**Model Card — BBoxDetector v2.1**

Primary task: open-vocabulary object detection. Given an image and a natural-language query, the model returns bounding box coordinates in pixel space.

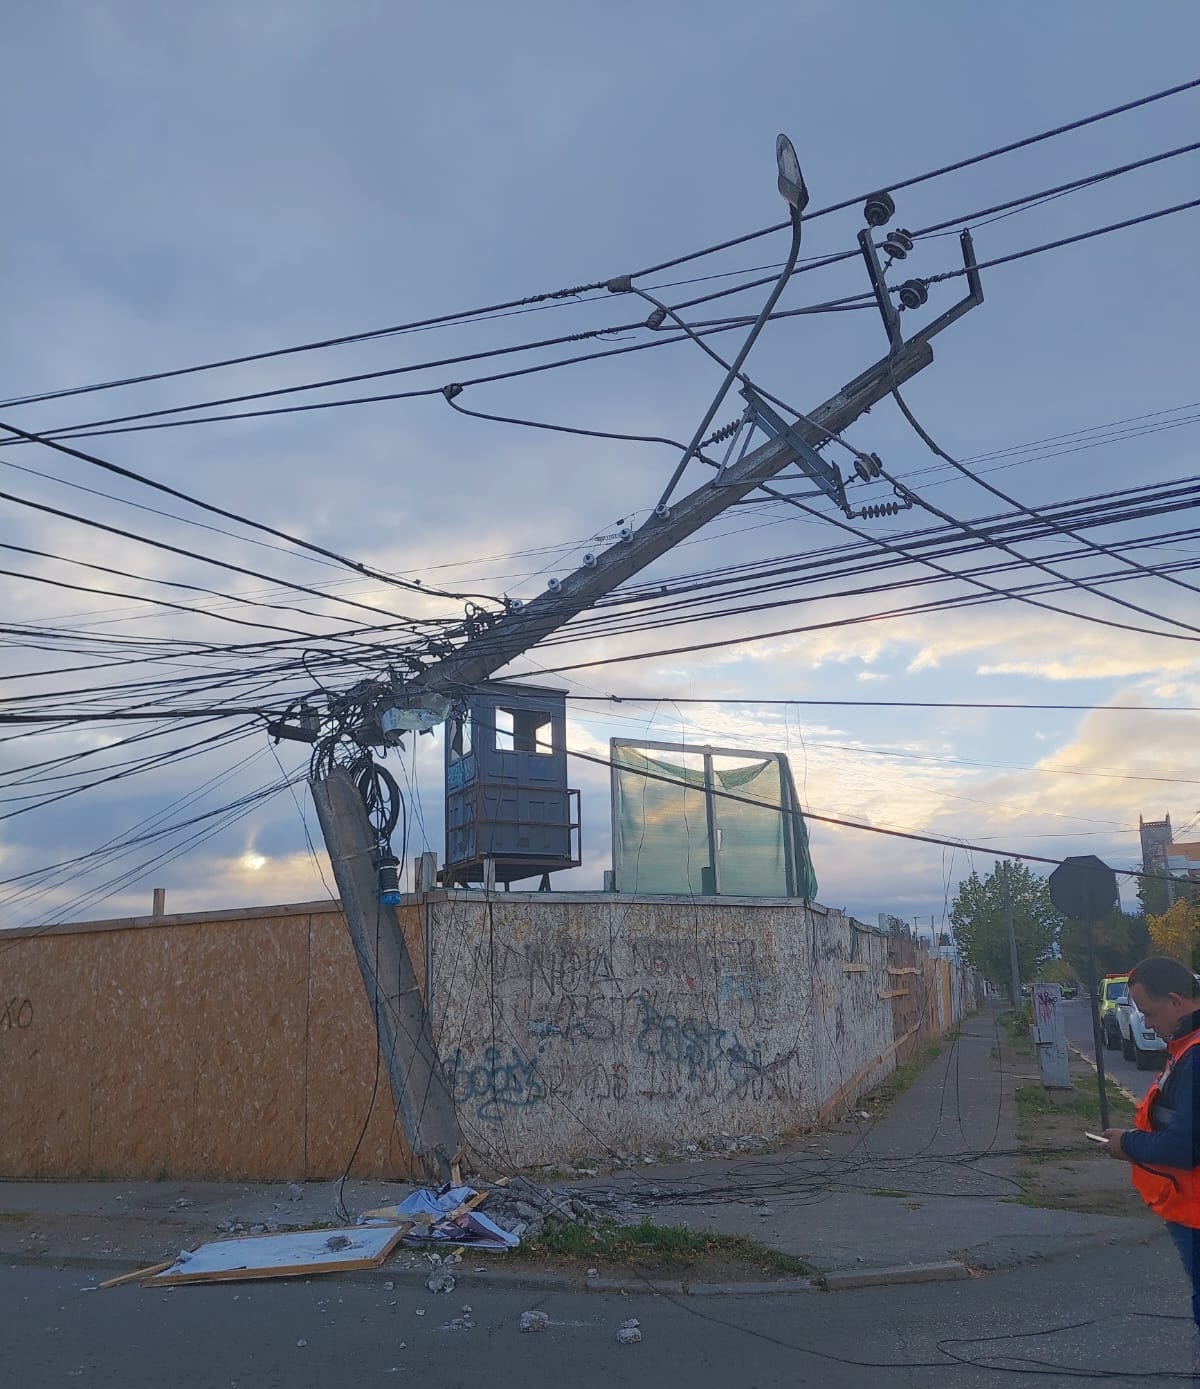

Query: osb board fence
[0,902,423,1182]
[426,894,976,1167]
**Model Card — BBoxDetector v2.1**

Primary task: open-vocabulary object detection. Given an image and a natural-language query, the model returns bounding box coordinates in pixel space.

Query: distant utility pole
[1003,861,1023,1008]
[297,135,984,1175]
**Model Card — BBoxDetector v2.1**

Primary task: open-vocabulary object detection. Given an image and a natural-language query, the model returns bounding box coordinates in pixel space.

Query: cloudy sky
[1,1,1198,936]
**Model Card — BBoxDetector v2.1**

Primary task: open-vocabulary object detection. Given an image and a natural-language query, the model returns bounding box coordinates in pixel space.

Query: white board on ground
[147,1224,408,1285]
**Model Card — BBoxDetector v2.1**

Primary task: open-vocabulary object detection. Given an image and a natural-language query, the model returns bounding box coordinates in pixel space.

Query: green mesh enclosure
[611,741,817,899]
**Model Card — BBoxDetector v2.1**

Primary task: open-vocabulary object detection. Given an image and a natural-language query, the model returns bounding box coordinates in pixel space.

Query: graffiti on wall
[444,928,805,1123]
[1,998,33,1030]
[444,1045,546,1121]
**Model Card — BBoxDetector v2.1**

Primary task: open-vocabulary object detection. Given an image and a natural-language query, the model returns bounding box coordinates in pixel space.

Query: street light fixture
[776,133,809,214]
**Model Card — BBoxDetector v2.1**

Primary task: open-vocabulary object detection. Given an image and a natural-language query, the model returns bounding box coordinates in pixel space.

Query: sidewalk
[0,1004,1162,1288]
[555,1002,1158,1278]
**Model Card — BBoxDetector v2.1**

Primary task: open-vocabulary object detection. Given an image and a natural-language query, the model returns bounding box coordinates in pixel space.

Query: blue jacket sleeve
[1121,1046,1200,1171]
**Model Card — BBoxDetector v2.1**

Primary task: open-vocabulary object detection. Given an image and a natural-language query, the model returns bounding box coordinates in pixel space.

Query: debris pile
[364,1176,607,1250]
[470,1177,606,1243]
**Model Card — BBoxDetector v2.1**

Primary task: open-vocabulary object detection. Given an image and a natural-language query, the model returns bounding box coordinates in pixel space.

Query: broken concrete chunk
[425,1269,456,1294]
[519,1310,550,1333]
[616,1326,642,1345]
[325,1235,353,1252]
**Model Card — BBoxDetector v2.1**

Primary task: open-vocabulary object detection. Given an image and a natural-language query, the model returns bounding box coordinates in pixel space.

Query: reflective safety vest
[1130,1024,1200,1228]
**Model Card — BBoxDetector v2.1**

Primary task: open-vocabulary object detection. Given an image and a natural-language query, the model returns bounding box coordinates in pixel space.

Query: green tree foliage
[1148,899,1200,969]
[1138,871,1199,919]
[1039,959,1077,986]
[950,861,1060,998]
[1059,911,1148,986]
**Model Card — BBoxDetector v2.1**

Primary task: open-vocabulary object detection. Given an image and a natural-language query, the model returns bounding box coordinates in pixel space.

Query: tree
[950,861,1060,998]
[1039,958,1077,986]
[1059,911,1146,986]
[1148,898,1200,968]
[1138,870,1199,919]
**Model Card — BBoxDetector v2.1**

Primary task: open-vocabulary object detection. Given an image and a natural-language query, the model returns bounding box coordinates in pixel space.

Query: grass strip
[516,1217,811,1275]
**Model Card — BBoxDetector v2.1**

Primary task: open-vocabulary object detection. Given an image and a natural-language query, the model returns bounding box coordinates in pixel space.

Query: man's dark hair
[1128,956,1200,1000]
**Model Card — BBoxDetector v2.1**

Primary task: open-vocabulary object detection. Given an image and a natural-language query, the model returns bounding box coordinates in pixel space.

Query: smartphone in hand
[1085,1132,1107,1143]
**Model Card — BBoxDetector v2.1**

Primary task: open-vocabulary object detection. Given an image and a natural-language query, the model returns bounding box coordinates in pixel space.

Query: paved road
[1061,998,1159,1101]
[3,1245,1195,1388]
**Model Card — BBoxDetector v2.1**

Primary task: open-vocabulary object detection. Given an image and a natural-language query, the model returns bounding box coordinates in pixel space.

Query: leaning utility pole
[310,768,462,1181]
[300,135,983,1173]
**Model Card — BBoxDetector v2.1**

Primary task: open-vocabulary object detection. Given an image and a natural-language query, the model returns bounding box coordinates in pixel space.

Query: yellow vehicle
[1099,973,1130,1050]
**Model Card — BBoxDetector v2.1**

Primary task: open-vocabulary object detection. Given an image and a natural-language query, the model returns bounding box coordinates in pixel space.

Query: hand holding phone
[1085,1132,1107,1143]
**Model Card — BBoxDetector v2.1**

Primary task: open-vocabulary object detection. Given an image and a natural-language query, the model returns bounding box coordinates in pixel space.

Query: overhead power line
[26,186,1198,449]
[628,76,1200,275]
[564,695,1200,714]
[926,196,1200,283]
[6,76,1195,418]
[564,744,1169,881]
[0,419,497,607]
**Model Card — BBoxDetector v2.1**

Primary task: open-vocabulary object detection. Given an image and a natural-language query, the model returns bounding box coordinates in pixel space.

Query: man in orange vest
[1100,955,1200,1331]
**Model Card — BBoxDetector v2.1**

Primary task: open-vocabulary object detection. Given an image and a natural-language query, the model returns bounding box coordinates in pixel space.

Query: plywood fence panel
[301,909,417,1180]
[0,904,419,1182]
[1,933,97,1177]
[87,925,202,1178]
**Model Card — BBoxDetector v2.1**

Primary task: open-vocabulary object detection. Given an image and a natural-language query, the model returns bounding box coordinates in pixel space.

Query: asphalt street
[4,1242,1196,1389]
[1061,997,1159,1102]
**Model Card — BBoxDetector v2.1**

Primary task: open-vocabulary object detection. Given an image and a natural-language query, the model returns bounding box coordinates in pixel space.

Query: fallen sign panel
[146,1223,410,1286]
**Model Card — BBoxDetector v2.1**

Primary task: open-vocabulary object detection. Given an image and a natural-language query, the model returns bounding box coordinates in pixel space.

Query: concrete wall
[1,892,975,1180]
[427,891,975,1166]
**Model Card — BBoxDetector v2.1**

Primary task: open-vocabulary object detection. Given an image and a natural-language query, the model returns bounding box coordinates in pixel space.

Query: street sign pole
[1049,855,1119,1134]
[1083,917,1111,1130]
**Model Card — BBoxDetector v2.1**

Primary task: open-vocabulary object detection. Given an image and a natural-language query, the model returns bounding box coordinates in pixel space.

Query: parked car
[1099,974,1130,1050]
[1115,989,1167,1070]
[1060,981,1079,999]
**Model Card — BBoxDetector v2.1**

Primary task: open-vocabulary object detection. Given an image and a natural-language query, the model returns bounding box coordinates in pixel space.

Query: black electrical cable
[563,742,1180,883]
[4,75,1197,424]
[634,73,1200,276]
[0,418,500,606]
[567,694,1200,713]
[888,378,1200,614]
[926,195,1200,282]
[910,138,1200,241]
[17,177,1200,445]
[7,289,870,447]
[0,481,438,624]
